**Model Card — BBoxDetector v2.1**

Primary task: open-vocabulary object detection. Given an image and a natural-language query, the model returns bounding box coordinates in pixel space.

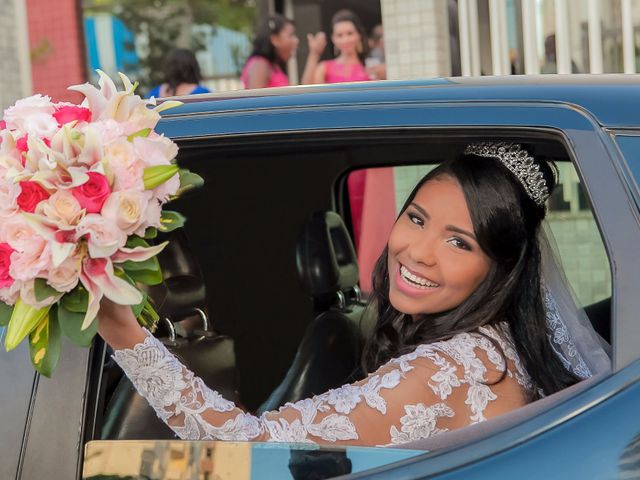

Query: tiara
[464,142,550,206]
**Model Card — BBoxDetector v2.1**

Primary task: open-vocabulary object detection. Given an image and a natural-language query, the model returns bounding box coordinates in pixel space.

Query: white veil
[540,223,611,378]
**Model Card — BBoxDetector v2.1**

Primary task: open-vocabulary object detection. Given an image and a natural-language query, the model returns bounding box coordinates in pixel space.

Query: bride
[97,142,610,446]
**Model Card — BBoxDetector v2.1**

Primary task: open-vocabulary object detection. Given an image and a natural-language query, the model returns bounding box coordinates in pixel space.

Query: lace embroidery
[543,289,592,379]
[112,325,530,444]
[389,403,454,444]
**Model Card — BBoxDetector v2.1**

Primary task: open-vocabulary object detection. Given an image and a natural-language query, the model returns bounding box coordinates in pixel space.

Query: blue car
[3,75,640,479]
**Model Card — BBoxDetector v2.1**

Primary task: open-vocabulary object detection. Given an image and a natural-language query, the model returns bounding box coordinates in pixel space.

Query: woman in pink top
[302,10,371,85]
[241,14,327,89]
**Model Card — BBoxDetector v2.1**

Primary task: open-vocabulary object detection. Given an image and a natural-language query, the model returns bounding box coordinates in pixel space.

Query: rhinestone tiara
[464,142,550,206]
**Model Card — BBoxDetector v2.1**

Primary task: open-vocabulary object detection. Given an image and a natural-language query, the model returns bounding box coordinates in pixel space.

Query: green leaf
[131,290,148,318]
[175,169,204,196]
[125,235,150,249]
[0,302,13,327]
[29,309,61,378]
[123,266,163,286]
[57,302,97,348]
[5,299,50,351]
[143,227,158,239]
[34,278,61,302]
[158,210,185,233]
[61,287,88,313]
[143,164,179,190]
[127,128,151,142]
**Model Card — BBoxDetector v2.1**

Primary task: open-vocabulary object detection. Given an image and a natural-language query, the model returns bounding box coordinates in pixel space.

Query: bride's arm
[98,300,473,445]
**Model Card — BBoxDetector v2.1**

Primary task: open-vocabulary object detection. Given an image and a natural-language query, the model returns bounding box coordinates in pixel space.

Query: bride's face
[387,175,491,316]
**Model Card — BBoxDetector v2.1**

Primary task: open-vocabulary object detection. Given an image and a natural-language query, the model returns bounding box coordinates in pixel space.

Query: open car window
[86,130,613,480]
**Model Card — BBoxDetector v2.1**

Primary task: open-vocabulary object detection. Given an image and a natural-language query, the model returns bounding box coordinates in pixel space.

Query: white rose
[101,189,151,234]
[1,214,36,251]
[40,190,84,227]
[3,94,58,139]
[47,255,80,293]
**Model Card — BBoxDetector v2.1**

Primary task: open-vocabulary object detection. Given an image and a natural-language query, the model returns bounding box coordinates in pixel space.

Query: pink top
[323,59,370,83]
[241,56,290,88]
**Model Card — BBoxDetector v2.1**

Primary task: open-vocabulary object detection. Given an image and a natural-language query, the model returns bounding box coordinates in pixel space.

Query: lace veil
[541,223,611,378]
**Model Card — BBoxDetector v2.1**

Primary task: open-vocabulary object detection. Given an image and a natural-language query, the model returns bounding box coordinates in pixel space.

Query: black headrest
[296,211,359,300]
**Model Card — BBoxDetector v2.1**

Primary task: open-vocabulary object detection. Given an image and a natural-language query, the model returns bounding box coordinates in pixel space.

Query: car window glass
[347,161,611,307]
[615,135,640,194]
[82,440,423,479]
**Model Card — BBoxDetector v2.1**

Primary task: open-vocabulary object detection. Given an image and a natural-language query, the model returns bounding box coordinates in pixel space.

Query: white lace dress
[112,324,534,446]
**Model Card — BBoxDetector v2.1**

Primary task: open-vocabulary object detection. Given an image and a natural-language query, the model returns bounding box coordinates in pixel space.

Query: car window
[615,135,640,196]
[82,440,423,479]
[347,160,611,307]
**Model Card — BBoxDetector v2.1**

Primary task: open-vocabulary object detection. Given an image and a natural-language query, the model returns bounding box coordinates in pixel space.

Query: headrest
[296,211,359,300]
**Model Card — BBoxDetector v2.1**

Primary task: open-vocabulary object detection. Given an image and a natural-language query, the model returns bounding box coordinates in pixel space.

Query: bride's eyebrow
[410,202,477,241]
[409,202,429,218]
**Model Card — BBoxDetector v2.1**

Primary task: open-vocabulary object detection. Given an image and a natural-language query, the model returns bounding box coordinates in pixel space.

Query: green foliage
[158,210,186,233]
[58,303,98,348]
[29,310,61,378]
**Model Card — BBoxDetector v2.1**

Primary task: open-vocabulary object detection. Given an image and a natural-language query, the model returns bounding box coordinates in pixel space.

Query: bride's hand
[97,297,148,350]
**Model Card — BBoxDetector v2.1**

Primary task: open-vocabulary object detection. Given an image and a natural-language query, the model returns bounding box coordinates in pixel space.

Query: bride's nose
[408,234,438,267]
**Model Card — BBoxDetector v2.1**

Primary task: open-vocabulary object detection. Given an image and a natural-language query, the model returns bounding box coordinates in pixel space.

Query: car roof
[160,74,640,129]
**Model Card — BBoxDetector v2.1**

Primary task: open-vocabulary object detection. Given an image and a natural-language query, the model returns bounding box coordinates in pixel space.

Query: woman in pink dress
[302,10,371,85]
[241,14,327,89]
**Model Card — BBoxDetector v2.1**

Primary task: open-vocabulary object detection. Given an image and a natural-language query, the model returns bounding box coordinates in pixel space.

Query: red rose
[17,181,51,213]
[53,105,91,126]
[72,172,111,213]
[0,243,14,289]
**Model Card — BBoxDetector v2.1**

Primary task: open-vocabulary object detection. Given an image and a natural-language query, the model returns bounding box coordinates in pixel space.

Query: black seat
[100,230,239,440]
[257,211,374,414]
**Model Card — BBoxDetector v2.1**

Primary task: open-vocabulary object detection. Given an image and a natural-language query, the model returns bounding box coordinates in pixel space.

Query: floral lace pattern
[112,325,531,446]
[543,289,592,379]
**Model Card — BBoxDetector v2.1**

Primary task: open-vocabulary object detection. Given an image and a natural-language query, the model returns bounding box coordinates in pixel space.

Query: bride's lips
[393,262,441,297]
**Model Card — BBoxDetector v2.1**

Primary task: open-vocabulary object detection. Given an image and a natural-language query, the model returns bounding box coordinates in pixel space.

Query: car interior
[89,129,613,450]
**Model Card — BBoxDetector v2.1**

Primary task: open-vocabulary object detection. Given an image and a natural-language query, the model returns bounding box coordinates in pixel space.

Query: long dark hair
[330,9,368,63]
[361,152,579,398]
[162,48,202,96]
[249,13,292,72]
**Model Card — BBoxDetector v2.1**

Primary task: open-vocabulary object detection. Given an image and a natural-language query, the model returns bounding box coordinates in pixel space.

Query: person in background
[147,48,211,98]
[302,9,371,85]
[241,14,327,89]
[365,24,386,80]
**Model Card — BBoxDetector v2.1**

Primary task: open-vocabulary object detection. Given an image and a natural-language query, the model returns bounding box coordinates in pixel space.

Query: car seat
[100,230,239,440]
[257,211,375,414]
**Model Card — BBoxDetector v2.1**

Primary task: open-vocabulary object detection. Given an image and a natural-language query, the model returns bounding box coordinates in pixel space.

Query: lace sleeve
[113,329,528,445]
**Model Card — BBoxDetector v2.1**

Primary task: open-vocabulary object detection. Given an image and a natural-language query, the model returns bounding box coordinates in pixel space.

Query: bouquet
[0,71,202,376]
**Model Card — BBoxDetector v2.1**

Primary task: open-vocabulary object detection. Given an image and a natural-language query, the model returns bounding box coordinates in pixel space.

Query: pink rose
[53,105,91,126]
[17,181,51,213]
[71,172,111,213]
[16,135,28,153]
[0,243,15,288]
[9,236,50,282]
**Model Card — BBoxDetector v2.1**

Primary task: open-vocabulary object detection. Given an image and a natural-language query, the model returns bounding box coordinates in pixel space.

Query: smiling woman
[95,141,609,447]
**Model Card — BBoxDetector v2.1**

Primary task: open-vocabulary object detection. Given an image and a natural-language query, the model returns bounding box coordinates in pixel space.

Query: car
[2,75,640,479]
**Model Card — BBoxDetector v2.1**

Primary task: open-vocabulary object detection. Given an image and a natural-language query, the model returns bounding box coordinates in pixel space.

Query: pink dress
[241,56,290,88]
[323,59,370,83]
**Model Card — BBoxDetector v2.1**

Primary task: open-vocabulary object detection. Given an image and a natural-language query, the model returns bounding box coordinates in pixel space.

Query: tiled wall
[381,0,452,80]
[26,0,86,103]
[0,0,30,111]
